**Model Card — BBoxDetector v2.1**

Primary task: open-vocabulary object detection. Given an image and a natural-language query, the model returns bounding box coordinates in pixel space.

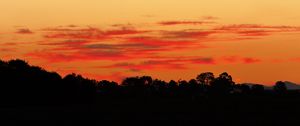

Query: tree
[273,81,287,93]
[8,59,30,69]
[0,60,6,66]
[121,76,151,96]
[98,80,118,89]
[152,79,167,92]
[196,72,215,85]
[168,80,178,89]
[121,76,153,88]
[97,80,118,95]
[63,73,97,98]
[140,76,153,86]
[178,80,189,89]
[122,76,144,87]
[210,72,235,94]
[189,79,198,86]
[168,80,178,96]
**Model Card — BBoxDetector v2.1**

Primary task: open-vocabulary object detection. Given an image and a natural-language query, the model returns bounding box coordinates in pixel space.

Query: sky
[1,0,300,85]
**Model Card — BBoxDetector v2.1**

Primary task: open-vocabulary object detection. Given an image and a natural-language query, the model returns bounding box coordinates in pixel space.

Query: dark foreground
[1,95,300,126]
[1,59,300,125]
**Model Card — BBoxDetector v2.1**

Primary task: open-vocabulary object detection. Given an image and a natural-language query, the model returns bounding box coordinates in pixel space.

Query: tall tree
[196,72,215,85]
[210,72,235,94]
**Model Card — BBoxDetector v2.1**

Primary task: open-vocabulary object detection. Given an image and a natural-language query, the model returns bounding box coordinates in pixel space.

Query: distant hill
[242,82,300,90]
[284,81,300,90]
[241,83,272,90]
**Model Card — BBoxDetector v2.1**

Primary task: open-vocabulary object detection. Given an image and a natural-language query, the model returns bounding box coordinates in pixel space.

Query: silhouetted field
[0,59,300,125]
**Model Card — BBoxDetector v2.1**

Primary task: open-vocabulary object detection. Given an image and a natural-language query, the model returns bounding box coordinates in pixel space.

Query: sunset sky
[1,0,300,85]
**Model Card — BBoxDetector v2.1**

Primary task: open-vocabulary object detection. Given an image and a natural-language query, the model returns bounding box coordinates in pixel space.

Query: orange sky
[1,0,300,85]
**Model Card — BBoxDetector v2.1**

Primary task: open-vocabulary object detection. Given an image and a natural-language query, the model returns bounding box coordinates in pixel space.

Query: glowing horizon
[1,0,300,85]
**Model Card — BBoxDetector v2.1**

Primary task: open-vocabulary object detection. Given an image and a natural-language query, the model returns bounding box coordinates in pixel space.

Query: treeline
[0,59,297,104]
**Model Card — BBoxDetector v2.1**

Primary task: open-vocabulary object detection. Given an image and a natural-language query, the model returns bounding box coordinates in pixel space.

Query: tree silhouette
[168,80,178,96]
[122,76,145,87]
[1,58,300,125]
[210,72,235,94]
[63,73,97,100]
[196,72,215,85]
[178,80,189,89]
[1,58,299,109]
[121,76,152,97]
[8,59,30,69]
[189,79,198,86]
[151,79,167,96]
[273,81,287,93]
[168,80,178,89]
[152,79,167,90]
[98,80,117,89]
[140,76,153,86]
[97,80,119,96]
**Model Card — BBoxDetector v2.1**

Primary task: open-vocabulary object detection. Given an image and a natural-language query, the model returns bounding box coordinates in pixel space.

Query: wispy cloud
[291,57,300,62]
[201,16,219,20]
[24,22,300,66]
[158,21,214,26]
[243,57,261,64]
[161,30,216,39]
[222,56,261,64]
[89,53,271,72]
[15,28,33,34]
[43,26,148,40]
[97,56,215,72]
[26,50,131,62]
[214,24,300,37]
[0,48,15,52]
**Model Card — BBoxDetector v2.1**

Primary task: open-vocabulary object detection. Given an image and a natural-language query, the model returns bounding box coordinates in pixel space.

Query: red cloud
[1,42,18,46]
[243,58,261,64]
[39,39,90,50]
[189,57,215,64]
[215,24,300,30]
[222,56,261,64]
[15,28,33,34]
[26,50,132,62]
[43,26,148,40]
[0,48,15,52]
[104,28,149,36]
[202,16,219,20]
[161,30,216,39]
[30,33,209,63]
[43,27,107,40]
[125,36,197,49]
[158,21,214,26]
[237,30,270,36]
[97,57,215,72]
[97,59,186,72]
[214,24,300,37]
[291,58,300,62]
[40,26,168,60]
[31,23,299,65]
